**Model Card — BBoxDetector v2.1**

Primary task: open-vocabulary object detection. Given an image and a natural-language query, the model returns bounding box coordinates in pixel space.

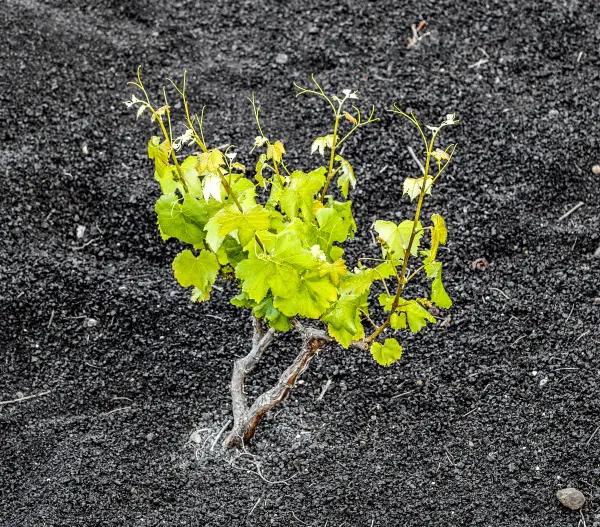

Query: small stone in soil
[556,487,585,510]
[592,164,600,175]
[275,53,289,65]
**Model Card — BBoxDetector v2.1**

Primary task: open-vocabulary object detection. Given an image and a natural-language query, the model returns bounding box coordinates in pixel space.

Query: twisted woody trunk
[223,318,330,448]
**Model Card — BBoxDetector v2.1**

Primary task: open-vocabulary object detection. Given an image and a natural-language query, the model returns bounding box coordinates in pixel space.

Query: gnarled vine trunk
[223,318,330,448]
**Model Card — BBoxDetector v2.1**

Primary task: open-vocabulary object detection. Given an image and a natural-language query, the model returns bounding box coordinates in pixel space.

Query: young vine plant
[125,69,458,446]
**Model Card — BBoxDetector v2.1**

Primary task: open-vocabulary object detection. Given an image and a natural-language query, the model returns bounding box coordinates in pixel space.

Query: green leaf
[429,213,447,261]
[311,134,334,156]
[374,219,423,259]
[279,167,326,221]
[266,140,285,163]
[155,193,215,245]
[252,296,291,332]
[340,262,395,296]
[197,149,225,175]
[274,272,338,319]
[180,155,203,196]
[255,153,267,188]
[267,174,284,208]
[398,300,436,333]
[172,249,219,301]
[378,293,395,312]
[321,293,365,348]
[431,273,452,309]
[403,176,433,201]
[335,155,356,198]
[234,233,316,303]
[370,338,403,367]
[203,173,223,202]
[148,137,180,194]
[205,205,271,252]
[389,312,407,330]
[316,200,357,253]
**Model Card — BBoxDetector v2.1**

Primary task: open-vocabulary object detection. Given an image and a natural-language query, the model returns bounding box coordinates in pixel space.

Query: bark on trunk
[223,319,329,448]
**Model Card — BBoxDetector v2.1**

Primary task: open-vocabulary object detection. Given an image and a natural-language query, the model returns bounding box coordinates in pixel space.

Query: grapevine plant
[125,70,458,447]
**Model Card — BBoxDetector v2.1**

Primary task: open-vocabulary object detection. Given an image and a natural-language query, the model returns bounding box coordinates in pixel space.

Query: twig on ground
[557,201,584,222]
[462,407,478,418]
[564,304,575,324]
[489,287,510,300]
[203,313,226,322]
[468,58,489,69]
[575,330,590,342]
[391,389,416,400]
[317,378,332,401]
[72,237,102,251]
[98,406,132,417]
[0,390,52,406]
[247,496,261,516]
[586,426,599,447]
[47,310,55,329]
[406,21,430,49]
[510,335,527,348]
[290,511,308,525]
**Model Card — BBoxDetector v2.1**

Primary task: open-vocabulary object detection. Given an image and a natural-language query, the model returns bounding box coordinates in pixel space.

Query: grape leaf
[266,141,285,163]
[340,262,395,296]
[203,173,223,202]
[431,273,452,309]
[274,271,337,319]
[398,299,436,333]
[316,200,356,253]
[311,134,334,156]
[279,167,326,221]
[252,296,291,332]
[255,153,267,188]
[172,249,219,301]
[197,149,225,175]
[180,155,204,196]
[429,213,447,261]
[403,176,433,201]
[374,219,423,259]
[205,205,271,252]
[370,338,403,367]
[321,292,365,348]
[234,233,316,303]
[155,193,215,245]
[148,137,180,194]
[335,155,356,198]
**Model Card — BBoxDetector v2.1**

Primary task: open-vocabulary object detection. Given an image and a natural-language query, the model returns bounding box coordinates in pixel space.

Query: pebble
[189,430,204,444]
[592,164,600,175]
[556,487,585,510]
[83,317,99,328]
[594,246,600,258]
[275,53,289,65]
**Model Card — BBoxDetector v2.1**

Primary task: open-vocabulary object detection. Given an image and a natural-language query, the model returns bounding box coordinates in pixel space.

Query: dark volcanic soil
[1,1,600,525]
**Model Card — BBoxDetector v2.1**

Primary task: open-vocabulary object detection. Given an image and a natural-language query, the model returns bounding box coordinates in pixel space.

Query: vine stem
[366,129,440,343]
[319,112,341,200]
